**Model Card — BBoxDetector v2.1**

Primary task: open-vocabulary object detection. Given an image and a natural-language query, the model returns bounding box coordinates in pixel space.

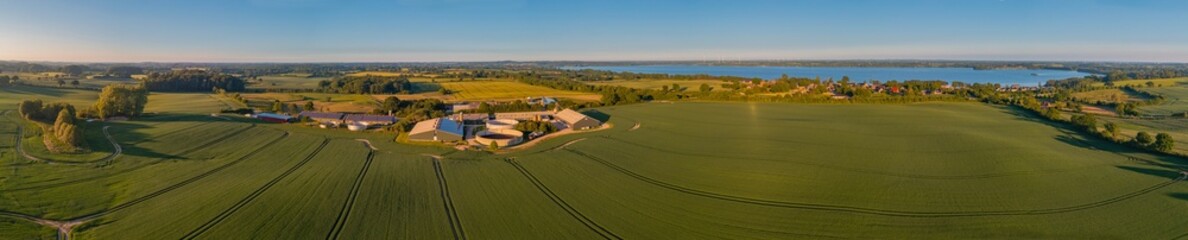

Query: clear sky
[2,0,1187,62]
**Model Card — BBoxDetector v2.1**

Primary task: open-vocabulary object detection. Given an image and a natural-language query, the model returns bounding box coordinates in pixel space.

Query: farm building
[449,102,480,113]
[255,113,292,123]
[557,109,601,130]
[299,112,345,124]
[343,114,397,126]
[408,118,465,142]
[495,111,551,121]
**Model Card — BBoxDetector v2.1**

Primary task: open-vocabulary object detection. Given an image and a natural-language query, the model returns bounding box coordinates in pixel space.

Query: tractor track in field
[432,158,467,240]
[597,136,1124,180]
[564,148,1187,218]
[6,125,261,192]
[325,147,376,240]
[0,131,290,240]
[181,138,330,240]
[504,158,622,240]
[125,121,218,146]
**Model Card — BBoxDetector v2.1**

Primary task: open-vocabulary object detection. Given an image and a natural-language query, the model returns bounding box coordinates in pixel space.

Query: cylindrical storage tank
[486,119,519,130]
[474,128,524,148]
[346,123,366,131]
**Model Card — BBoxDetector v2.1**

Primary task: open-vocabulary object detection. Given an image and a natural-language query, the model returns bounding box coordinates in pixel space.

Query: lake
[564,65,1092,86]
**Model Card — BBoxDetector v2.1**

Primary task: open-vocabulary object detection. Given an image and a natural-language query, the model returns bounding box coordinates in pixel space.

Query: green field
[1136,86,1188,115]
[250,75,330,90]
[2,84,1187,239]
[1097,77,1188,87]
[436,80,601,101]
[586,79,729,91]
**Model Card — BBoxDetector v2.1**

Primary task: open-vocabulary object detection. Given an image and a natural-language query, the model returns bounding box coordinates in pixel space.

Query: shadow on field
[582,109,612,123]
[1115,165,1182,179]
[1167,192,1188,202]
[998,105,1188,171]
[103,113,239,160]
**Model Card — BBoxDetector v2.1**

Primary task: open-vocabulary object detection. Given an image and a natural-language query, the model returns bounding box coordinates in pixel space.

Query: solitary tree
[488,141,499,151]
[271,100,283,113]
[57,79,65,87]
[70,80,80,88]
[699,83,713,93]
[304,101,316,111]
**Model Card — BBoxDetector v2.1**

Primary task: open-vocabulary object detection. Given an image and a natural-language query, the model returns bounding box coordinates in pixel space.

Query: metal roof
[556,109,597,125]
[344,114,396,122]
[299,112,344,120]
[410,118,464,136]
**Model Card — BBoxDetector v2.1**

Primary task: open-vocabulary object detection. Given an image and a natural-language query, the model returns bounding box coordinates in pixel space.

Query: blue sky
[2,0,1187,62]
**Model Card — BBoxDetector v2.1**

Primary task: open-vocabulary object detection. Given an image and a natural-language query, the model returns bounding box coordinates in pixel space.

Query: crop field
[1097,77,1188,87]
[145,93,231,114]
[3,84,1188,239]
[250,75,330,90]
[1136,86,1188,115]
[436,81,601,101]
[586,79,729,91]
[1071,88,1147,104]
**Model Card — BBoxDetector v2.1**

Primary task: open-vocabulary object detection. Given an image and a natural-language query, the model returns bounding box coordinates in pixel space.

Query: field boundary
[325,146,376,240]
[432,158,467,240]
[181,138,331,240]
[564,148,1186,218]
[505,158,622,240]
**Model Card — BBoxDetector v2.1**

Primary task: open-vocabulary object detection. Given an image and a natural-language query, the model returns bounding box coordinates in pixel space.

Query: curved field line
[504,158,622,240]
[325,148,375,240]
[598,136,1121,180]
[181,138,330,240]
[0,131,289,239]
[564,148,1186,218]
[432,158,467,240]
[14,125,122,165]
[5,125,261,192]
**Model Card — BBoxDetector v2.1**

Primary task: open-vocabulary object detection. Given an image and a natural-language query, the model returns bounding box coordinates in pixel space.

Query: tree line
[318,76,413,94]
[142,70,245,92]
[18,100,87,153]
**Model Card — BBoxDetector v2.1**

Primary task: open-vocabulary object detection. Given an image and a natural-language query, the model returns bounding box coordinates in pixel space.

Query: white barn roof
[556,109,597,125]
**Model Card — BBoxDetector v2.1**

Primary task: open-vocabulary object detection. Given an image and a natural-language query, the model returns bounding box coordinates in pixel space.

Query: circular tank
[475,128,523,148]
[486,119,519,130]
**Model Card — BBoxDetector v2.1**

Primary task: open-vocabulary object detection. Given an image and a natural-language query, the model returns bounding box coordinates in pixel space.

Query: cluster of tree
[60,65,90,77]
[1134,132,1176,152]
[92,85,149,119]
[513,120,558,134]
[472,100,549,114]
[142,70,245,92]
[0,75,15,86]
[18,100,87,153]
[105,66,144,78]
[318,76,413,94]
[376,97,447,132]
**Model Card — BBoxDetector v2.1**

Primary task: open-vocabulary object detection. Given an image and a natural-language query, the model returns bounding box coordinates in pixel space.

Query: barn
[255,113,292,123]
[344,114,397,126]
[299,112,345,125]
[407,118,465,142]
[557,109,601,130]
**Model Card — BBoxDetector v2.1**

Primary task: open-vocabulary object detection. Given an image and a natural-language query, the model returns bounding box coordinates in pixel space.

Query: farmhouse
[343,114,397,126]
[299,112,345,124]
[556,109,601,130]
[408,118,465,142]
[255,113,292,123]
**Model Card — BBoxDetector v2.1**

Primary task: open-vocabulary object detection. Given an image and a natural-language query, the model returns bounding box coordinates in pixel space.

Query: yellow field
[437,81,600,101]
[586,79,728,91]
[1071,89,1147,103]
[1094,77,1188,87]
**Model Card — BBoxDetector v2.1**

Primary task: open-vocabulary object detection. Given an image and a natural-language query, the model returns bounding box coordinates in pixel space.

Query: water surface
[566,65,1091,86]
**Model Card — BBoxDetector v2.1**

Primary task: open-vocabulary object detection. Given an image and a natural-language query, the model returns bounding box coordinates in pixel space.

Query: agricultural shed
[343,114,397,126]
[299,112,345,124]
[255,113,292,123]
[408,118,464,142]
[556,108,601,130]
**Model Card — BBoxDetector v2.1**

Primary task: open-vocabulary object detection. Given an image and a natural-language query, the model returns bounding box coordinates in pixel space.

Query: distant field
[241,92,377,113]
[586,79,729,91]
[1071,88,1147,104]
[249,75,329,90]
[145,93,230,114]
[346,71,407,77]
[1096,77,1188,87]
[1136,86,1188,115]
[3,84,1188,239]
[437,80,600,101]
